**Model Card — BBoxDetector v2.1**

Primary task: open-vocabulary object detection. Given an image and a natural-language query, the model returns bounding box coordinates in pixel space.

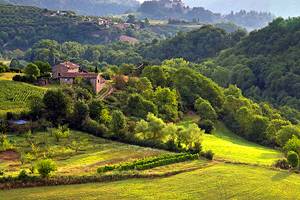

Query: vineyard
[0,80,46,116]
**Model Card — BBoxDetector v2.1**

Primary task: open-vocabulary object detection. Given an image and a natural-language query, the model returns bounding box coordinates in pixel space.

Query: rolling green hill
[0,79,46,116]
[2,163,300,200]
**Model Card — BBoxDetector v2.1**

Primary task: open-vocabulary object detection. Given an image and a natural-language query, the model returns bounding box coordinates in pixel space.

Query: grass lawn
[2,163,300,200]
[0,80,46,117]
[0,72,22,80]
[180,115,283,165]
[0,131,167,176]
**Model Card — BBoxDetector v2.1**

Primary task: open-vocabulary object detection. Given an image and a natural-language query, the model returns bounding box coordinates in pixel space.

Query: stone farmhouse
[52,61,105,93]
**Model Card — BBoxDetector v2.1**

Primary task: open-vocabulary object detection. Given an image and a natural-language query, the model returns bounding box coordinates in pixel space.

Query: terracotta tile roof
[61,72,99,78]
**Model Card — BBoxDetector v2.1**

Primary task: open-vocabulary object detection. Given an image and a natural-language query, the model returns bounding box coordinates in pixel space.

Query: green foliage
[198,120,215,134]
[0,133,13,151]
[135,113,203,152]
[126,93,157,119]
[283,135,300,155]
[174,67,224,109]
[0,63,9,73]
[194,97,217,121]
[88,100,105,122]
[141,25,238,62]
[215,17,300,111]
[43,89,72,124]
[36,159,57,178]
[200,150,214,160]
[152,87,179,121]
[276,125,300,147]
[50,125,71,142]
[24,63,40,77]
[97,153,199,173]
[141,65,173,88]
[111,110,127,137]
[17,170,29,180]
[72,101,89,126]
[287,151,299,168]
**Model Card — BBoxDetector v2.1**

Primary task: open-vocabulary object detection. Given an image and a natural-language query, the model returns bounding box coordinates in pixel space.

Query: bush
[0,169,4,176]
[287,151,299,168]
[36,159,57,178]
[283,135,300,155]
[12,75,37,83]
[17,170,29,180]
[198,120,215,134]
[274,159,290,170]
[201,150,214,160]
[97,153,199,173]
[82,119,108,137]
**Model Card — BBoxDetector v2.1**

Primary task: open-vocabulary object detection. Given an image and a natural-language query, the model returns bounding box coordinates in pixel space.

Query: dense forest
[213,17,300,112]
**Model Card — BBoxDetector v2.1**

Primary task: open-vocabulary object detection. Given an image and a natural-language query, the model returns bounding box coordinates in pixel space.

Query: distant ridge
[4,0,140,15]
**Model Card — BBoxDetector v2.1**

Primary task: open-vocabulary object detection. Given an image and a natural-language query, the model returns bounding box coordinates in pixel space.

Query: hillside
[139,25,244,62]
[5,0,140,16]
[0,4,165,51]
[2,163,300,199]
[0,79,46,116]
[214,17,300,112]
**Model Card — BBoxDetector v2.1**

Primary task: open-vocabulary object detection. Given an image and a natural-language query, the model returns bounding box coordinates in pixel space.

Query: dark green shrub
[201,150,214,160]
[274,159,290,170]
[82,119,108,137]
[189,142,202,154]
[198,120,215,134]
[97,165,116,173]
[97,153,199,173]
[17,170,29,180]
[287,151,299,168]
[0,169,4,176]
[36,159,57,178]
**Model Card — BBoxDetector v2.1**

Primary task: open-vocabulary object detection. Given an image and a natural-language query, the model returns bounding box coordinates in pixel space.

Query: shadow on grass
[271,171,290,181]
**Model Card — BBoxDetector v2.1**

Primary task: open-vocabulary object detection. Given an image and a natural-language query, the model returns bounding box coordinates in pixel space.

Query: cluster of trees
[139,25,246,63]
[13,61,51,83]
[103,58,298,149]
[208,17,300,114]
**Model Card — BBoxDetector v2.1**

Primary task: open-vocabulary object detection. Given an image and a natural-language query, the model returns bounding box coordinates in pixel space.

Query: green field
[2,163,300,200]
[180,115,283,166]
[0,115,291,199]
[0,72,23,80]
[202,123,283,165]
[1,131,166,176]
[0,80,46,116]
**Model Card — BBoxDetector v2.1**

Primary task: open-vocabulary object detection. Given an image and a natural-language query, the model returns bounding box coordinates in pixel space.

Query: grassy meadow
[1,131,166,176]
[180,115,283,165]
[2,163,300,200]
[0,79,46,117]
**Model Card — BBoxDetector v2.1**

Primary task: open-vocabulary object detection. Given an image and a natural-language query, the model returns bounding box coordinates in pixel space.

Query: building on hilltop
[52,61,105,93]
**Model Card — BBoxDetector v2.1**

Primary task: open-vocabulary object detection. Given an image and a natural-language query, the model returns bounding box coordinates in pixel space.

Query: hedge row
[97,153,199,173]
